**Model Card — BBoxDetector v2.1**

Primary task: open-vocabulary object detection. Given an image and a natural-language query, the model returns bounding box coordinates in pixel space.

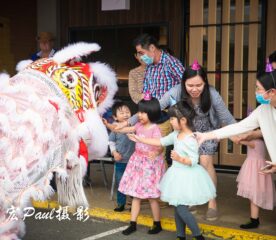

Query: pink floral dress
[118,122,165,199]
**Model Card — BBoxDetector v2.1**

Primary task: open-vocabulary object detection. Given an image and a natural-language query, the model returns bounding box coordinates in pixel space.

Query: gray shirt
[109,131,135,163]
[129,84,236,128]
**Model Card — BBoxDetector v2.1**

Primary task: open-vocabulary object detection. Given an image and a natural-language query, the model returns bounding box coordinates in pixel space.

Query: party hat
[191,59,201,71]
[266,58,273,73]
[143,91,152,101]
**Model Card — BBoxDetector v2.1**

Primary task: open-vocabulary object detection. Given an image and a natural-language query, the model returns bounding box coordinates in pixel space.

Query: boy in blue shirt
[109,102,135,212]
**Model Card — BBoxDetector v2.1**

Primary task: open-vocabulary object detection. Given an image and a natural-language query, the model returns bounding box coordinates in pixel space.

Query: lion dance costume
[0,42,118,239]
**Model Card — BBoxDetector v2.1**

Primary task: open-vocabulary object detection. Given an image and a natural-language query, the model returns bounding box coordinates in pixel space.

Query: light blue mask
[256,92,271,105]
[140,54,153,65]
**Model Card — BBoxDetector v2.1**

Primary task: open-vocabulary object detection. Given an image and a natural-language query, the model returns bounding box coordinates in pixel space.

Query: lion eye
[60,70,78,89]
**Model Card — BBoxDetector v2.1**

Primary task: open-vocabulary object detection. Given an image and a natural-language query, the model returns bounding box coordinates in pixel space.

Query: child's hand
[113,151,122,161]
[102,118,117,132]
[170,150,181,162]
[148,152,159,161]
[127,133,140,142]
[114,121,128,130]
[102,117,108,126]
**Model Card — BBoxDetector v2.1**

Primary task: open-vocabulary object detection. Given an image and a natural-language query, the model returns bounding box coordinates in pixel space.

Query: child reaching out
[108,102,135,212]
[128,101,216,240]
[114,95,166,235]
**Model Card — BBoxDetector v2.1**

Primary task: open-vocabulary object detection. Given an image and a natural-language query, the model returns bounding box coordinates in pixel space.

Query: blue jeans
[115,162,127,206]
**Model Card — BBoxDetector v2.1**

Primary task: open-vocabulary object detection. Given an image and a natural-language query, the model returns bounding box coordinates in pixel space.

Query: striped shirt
[143,51,184,100]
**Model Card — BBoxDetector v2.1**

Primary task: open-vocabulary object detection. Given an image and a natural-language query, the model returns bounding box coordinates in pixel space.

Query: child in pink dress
[116,96,166,235]
[237,137,276,229]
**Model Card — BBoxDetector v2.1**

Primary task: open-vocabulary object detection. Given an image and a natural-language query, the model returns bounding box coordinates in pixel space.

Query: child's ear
[113,115,117,121]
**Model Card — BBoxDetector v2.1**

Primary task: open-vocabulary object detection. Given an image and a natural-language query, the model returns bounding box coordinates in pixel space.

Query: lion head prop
[0,42,117,239]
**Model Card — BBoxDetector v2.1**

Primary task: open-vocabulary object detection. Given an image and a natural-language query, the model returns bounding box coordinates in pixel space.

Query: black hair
[159,45,174,55]
[111,101,130,117]
[181,65,211,113]
[168,101,195,131]
[257,70,276,90]
[269,51,276,63]
[133,33,159,50]
[137,98,161,123]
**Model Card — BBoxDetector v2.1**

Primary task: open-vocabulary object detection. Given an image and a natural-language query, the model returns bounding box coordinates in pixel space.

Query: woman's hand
[260,161,276,174]
[194,132,216,146]
[237,130,262,142]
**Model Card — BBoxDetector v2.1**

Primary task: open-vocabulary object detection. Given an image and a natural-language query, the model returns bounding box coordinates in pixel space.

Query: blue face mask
[140,54,153,65]
[256,92,271,105]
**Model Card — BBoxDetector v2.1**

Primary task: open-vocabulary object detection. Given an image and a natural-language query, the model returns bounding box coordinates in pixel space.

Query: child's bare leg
[130,197,141,221]
[147,198,162,234]
[122,197,141,235]
[148,198,160,221]
[240,200,260,229]
[250,201,259,219]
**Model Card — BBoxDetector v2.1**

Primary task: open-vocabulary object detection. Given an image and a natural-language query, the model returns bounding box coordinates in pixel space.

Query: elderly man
[31,32,56,61]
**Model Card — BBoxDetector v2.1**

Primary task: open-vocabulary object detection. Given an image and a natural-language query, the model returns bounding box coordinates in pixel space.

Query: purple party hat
[266,58,273,73]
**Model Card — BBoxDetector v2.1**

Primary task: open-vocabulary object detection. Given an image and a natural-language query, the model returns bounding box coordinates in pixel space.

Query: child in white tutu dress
[129,101,216,240]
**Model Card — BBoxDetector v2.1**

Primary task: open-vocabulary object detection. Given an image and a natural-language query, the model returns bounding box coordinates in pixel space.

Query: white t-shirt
[213,104,276,163]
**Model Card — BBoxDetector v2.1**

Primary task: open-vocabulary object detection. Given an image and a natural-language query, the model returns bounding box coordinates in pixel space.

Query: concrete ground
[29,162,276,240]
[24,213,210,240]
[84,162,276,238]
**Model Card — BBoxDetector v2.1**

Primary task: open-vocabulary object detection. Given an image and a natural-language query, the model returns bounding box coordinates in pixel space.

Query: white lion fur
[78,109,109,159]
[0,73,10,88]
[15,60,33,72]
[56,151,88,207]
[53,42,101,64]
[89,62,118,115]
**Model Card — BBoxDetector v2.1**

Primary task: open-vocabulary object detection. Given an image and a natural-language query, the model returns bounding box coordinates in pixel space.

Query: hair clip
[143,91,152,101]
[169,95,177,106]
[191,59,201,71]
[266,58,273,73]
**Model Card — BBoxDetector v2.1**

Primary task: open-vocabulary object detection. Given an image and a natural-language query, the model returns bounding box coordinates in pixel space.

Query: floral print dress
[118,122,166,199]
